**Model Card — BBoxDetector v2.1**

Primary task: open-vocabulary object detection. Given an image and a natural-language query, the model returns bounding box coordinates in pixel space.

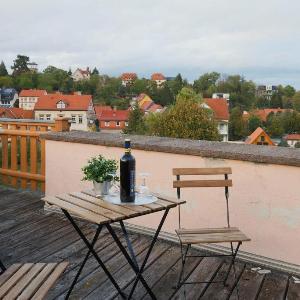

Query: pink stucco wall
[45,140,300,265]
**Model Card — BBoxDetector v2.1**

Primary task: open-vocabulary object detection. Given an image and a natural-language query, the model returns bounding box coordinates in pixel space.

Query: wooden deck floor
[0,187,299,299]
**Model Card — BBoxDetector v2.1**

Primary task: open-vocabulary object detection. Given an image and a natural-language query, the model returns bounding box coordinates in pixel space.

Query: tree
[248,115,262,134]
[92,67,99,75]
[0,76,13,87]
[270,92,283,108]
[283,85,296,97]
[295,142,300,148]
[292,92,300,112]
[193,72,220,97]
[266,115,284,137]
[123,104,146,134]
[0,61,8,76]
[11,55,30,76]
[229,107,247,140]
[167,73,186,97]
[67,68,72,76]
[147,88,219,140]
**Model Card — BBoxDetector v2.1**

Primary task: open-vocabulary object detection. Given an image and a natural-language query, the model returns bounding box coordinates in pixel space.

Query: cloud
[1,0,299,87]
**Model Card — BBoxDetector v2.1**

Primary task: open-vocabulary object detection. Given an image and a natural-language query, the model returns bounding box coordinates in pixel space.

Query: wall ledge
[42,131,300,167]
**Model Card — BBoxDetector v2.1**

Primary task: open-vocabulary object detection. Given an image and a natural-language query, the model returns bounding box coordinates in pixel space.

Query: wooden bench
[0,262,68,299]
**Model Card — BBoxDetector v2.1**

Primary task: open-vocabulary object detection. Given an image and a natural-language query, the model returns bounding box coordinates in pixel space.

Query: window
[105,121,110,127]
[58,114,64,117]
[56,100,66,109]
[71,115,76,123]
[78,115,83,124]
[260,136,265,142]
[125,122,128,127]
[46,114,51,121]
[39,114,44,120]
[116,121,120,127]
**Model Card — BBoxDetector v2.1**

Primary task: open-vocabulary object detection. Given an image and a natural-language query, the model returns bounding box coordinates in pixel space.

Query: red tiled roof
[0,108,34,119]
[98,110,129,121]
[204,98,229,120]
[19,89,47,97]
[140,101,153,111]
[94,105,113,117]
[245,127,274,145]
[121,73,137,81]
[77,68,90,76]
[285,134,300,140]
[151,73,165,81]
[245,109,291,122]
[35,94,92,111]
[148,103,163,112]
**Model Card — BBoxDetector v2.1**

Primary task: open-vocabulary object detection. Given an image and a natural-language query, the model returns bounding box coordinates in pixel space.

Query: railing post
[53,117,71,132]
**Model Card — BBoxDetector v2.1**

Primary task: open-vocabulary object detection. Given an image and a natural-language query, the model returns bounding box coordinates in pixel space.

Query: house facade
[245,127,275,146]
[256,85,278,100]
[203,98,229,142]
[34,93,95,131]
[212,93,230,102]
[121,73,137,86]
[151,73,166,87]
[284,134,300,147]
[0,88,18,107]
[97,109,129,131]
[72,68,91,81]
[19,89,47,110]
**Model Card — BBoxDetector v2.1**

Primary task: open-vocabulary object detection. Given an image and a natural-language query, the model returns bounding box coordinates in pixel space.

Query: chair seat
[176,227,250,244]
[0,262,68,300]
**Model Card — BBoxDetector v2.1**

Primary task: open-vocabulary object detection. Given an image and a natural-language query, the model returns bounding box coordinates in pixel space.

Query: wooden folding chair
[173,167,250,288]
[0,262,68,299]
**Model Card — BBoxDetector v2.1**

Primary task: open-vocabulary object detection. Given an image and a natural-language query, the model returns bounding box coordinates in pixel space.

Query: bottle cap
[124,139,131,149]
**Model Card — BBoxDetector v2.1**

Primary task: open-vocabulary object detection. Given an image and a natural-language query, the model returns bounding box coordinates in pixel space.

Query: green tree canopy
[0,61,8,76]
[229,107,247,140]
[123,104,146,134]
[92,67,99,75]
[248,114,262,134]
[193,72,220,97]
[11,55,30,76]
[292,91,300,112]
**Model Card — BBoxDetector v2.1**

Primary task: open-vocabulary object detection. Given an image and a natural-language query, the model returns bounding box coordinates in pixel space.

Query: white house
[121,73,137,86]
[284,134,300,148]
[151,73,166,87]
[34,93,96,131]
[212,93,230,102]
[19,89,47,110]
[72,68,91,81]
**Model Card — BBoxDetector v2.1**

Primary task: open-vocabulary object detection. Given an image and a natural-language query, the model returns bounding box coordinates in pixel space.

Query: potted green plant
[82,155,119,196]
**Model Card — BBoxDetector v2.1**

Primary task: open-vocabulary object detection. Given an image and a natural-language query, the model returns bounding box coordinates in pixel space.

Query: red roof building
[19,89,48,110]
[203,98,229,120]
[19,89,47,97]
[72,68,91,81]
[284,134,300,147]
[151,73,166,87]
[0,108,34,119]
[245,127,275,146]
[121,73,137,86]
[98,109,129,130]
[243,108,291,122]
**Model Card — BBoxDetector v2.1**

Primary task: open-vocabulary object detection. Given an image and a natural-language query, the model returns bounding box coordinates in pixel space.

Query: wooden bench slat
[57,194,124,221]
[0,264,22,288]
[31,262,68,300]
[173,167,232,175]
[176,227,239,235]
[71,191,138,217]
[3,263,46,299]
[0,263,34,298]
[173,179,232,188]
[43,196,110,225]
[17,263,58,300]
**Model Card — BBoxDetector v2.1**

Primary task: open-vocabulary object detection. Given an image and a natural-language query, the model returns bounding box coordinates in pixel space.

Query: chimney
[74,91,82,95]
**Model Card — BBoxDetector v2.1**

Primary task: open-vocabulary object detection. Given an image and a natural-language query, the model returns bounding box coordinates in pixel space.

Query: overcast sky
[1,0,299,87]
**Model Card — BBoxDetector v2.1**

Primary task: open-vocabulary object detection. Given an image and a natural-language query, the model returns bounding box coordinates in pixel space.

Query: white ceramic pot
[93,181,112,196]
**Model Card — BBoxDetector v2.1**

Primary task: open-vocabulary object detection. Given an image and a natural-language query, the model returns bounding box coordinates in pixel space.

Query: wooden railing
[0,118,70,192]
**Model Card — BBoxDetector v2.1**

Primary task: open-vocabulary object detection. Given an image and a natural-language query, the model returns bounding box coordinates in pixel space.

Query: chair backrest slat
[173,179,232,188]
[173,167,232,176]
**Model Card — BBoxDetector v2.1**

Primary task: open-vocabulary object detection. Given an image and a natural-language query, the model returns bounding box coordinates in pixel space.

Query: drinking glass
[138,172,150,197]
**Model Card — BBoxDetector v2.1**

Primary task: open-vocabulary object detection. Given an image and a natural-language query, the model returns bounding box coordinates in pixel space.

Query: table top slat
[57,194,124,222]
[142,202,166,212]
[42,196,110,225]
[152,192,186,205]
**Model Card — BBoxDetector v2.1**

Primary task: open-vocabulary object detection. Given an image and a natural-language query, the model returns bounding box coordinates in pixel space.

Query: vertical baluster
[10,124,18,187]
[40,126,47,192]
[30,126,37,190]
[1,124,9,184]
[20,125,28,189]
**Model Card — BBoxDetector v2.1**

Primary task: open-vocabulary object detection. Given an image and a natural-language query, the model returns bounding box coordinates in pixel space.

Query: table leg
[62,209,127,299]
[106,208,170,300]
[0,259,6,275]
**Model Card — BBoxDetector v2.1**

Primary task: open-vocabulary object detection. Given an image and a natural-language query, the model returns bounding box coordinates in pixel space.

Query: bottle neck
[125,148,131,154]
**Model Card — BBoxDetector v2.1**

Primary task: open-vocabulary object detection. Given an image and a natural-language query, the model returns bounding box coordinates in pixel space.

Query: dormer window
[57,100,66,109]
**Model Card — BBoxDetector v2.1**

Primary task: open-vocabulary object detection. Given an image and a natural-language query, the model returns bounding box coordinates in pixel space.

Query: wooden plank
[173,167,232,175]
[0,168,45,181]
[229,267,265,300]
[10,124,18,187]
[56,194,124,221]
[152,192,186,205]
[20,125,28,189]
[71,191,140,217]
[257,272,289,300]
[0,263,34,298]
[0,264,22,288]
[43,196,110,225]
[40,126,47,192]
[173,179,233,188]
[29,126,38,190]
[0,129,41,137]
[17,263,57,300]
[31,262,68,300]
[1,124,9,184]
[3,263,46,299]
[177,227,239,235]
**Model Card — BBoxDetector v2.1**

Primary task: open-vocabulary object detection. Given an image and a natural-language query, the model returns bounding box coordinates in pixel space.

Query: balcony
[1,123,300,298]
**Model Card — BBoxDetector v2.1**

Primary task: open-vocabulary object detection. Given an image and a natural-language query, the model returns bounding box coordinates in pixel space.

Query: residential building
[212,93,230,102]
[97,109,129,131]
[19,89,47,110]
[151,73,166,87]
[121,73,137,86]
[256,85,278,100]
[0,88,18,107]
[72,68,91,81]
[245,127,275,145]
[284,134,300,147]
[0,107,34,119]
[243,108,291,122]
[28,62,38,72]
[202,98,229,142]
[34,93,95,131]
[136,93,163,113]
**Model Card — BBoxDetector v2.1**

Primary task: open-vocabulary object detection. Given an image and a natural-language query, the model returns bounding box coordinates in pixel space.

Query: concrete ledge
[42,131,300,167]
